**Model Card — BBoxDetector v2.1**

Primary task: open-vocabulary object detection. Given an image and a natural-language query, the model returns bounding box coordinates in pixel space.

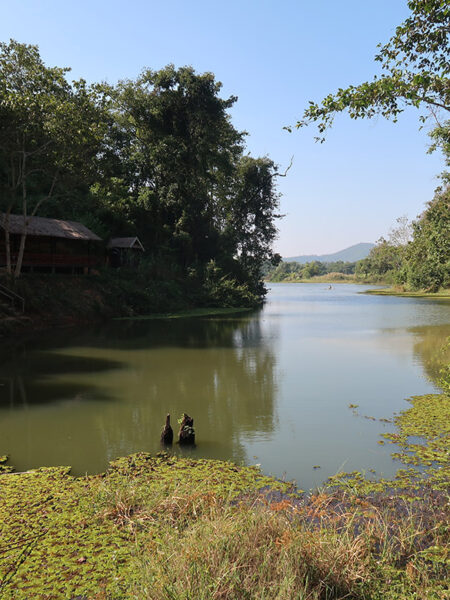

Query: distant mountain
[284,242,375,264]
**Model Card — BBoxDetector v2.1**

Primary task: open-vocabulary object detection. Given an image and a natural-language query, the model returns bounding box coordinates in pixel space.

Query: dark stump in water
[160,414,173,445]
[178,413,195,445]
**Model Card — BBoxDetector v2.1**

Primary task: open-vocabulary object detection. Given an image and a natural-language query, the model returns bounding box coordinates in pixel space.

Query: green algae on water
[0,453,291,599]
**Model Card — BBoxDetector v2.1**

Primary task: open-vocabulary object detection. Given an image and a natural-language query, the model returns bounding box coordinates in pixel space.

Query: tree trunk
[14,154,28,279]
[14,231,27,279]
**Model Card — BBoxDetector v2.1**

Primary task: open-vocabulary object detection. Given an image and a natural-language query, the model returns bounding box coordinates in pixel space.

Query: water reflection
[409,324,450,386]
[0,285,448,488]
[0,315,278,473]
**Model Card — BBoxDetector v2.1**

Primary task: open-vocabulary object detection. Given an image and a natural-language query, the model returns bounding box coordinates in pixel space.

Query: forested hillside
[284,242,374,264]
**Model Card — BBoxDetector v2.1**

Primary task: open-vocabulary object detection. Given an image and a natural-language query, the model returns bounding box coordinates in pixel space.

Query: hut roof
[0,214,102,241]
[107,237,145,251]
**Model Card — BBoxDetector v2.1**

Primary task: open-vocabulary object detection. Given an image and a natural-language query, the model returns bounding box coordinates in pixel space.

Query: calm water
[0,284,449,490]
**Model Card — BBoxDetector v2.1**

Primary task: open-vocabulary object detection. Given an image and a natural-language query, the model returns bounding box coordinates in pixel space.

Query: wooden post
[178,413,195,445]
[160,414,173,445]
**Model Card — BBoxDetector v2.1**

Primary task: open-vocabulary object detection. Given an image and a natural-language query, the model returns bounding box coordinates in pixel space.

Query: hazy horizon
[283,241,373,259]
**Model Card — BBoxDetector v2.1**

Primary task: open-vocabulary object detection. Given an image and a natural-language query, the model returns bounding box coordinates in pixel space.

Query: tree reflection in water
[410,324,450,387]
[0,314,278,473]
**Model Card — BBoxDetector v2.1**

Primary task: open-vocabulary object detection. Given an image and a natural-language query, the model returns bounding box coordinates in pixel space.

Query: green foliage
[202,260,261,308]
[354,190,449,292]
[0,40,110,275]
[438,338,450,393]
[403,184,450,291]
[291,1,450,294]
[295,0,450,139]
[267,259,356,282]
[356,238,405,282]
[0,42,281,300]
[0,454,289,599]
[1,451,448,599]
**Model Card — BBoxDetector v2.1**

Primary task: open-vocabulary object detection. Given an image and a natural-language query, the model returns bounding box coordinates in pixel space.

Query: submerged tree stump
[178,413,195,445]
[160,414,173,445]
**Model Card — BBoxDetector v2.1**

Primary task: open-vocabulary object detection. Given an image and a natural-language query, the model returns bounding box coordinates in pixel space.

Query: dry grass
[94,483,449,600]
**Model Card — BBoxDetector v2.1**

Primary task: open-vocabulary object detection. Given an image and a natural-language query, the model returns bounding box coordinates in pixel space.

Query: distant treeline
[268,182,449,292]
[267,260,356,282]
[0,41,282,306]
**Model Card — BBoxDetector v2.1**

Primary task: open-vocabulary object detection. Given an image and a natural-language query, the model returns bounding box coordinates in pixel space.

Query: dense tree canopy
[404,183,450,290]
[0,41,282,303]
[0,40,109,275]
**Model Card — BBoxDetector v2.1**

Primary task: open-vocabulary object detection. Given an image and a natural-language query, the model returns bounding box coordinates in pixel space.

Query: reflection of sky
[0,283,448,490]
[244,284,450,488]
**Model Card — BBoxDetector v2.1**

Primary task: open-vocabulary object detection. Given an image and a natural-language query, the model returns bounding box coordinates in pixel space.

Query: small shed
[0,214,103,273]
[107,237,145,267]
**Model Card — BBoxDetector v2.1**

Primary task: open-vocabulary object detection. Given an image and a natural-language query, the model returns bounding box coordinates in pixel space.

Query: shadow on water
[0,312,263,354]
[2,288,447,480]
[0,352,125,408]
[90,316,278,469]
[0,313,278,474]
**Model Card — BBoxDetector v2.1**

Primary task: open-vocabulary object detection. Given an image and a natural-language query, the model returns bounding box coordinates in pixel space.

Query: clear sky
[1,0,445,256]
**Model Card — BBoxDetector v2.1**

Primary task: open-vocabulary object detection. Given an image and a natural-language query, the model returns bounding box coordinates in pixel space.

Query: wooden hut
[0,214,103,273]
[107,237,145,267]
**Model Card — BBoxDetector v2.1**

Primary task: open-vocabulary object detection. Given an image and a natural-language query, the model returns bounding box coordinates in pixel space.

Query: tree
[112,65,244,266]
[0,40,109,277]
[295,0,449,139]
[404,183,450,290]
[388,215,413,246]
[357,237,405,280]
[223,156,281,293]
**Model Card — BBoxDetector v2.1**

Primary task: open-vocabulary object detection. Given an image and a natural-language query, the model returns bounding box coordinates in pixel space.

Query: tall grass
[94,478,449,600]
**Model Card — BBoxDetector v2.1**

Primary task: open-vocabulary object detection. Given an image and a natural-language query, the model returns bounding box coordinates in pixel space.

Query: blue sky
[1,0,445,256]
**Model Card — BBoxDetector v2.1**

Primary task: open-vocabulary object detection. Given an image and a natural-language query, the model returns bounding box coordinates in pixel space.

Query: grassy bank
[266,273,387,285]
[1,383,449,599]
[363,287,450,299]
[267,276,450,298]
[0,450,448,600]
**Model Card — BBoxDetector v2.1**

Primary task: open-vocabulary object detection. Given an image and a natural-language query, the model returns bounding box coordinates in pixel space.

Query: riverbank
[267,277,450,299]
[363,287,450,299]
[1,385,448,599]
[266,273,387,284]
[0,452,448,599]
[0,271,260,338]
[116,307,254,320]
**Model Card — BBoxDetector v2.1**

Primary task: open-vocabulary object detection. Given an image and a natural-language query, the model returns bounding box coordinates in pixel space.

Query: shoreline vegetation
[1,5,449,595]
[266,274,450,298]
[362,287,450,299]
[0,270,261,339]
[1,338,448,599]
[1,389,448,598]
[116,307,254,320]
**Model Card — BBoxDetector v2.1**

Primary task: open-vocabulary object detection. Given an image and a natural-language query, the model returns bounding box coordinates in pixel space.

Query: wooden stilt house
[107,237,145,267]
[0,214,103,273]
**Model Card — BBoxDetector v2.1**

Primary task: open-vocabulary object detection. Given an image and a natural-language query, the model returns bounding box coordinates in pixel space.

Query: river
[0,283,448,490]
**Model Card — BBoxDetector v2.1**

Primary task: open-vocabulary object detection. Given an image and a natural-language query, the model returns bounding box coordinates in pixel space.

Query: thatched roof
[0,214,102,241]
[107,237,145,251]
